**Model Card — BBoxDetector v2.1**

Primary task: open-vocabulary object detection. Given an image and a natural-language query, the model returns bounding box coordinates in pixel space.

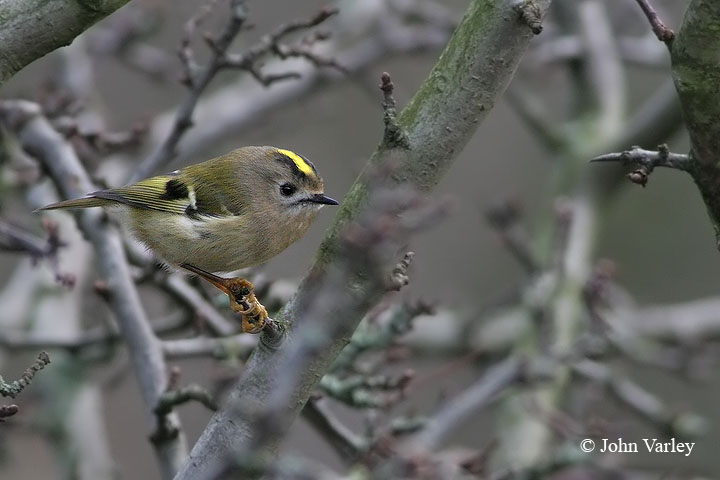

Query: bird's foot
[180,264,268,334]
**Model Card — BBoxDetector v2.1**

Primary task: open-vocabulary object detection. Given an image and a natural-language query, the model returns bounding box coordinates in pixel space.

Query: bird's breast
[124,207,319,272]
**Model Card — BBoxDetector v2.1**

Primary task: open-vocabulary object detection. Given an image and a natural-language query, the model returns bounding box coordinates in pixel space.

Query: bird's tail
[36,196,111,211]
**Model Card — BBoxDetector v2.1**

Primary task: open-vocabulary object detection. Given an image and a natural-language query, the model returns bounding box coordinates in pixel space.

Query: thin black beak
[310,193,339,205]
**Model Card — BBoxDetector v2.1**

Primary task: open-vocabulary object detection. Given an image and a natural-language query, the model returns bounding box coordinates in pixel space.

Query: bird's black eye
[280,183,297,196]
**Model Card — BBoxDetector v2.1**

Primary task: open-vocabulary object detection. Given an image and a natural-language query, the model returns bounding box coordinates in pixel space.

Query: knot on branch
[634,0,674,44]
[260,319,288,351]
[386,251,415,291]
[380,72,410,150]
[514,0,544,35]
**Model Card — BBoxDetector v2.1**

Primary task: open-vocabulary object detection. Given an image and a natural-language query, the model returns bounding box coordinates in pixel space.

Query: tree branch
[411,357,530,450]
[0,0,130,84]
[301,398,364,463]
[0,351,50,398]
[162,334,256,360]
[137,4,454,171]
[0,101,187,479]
[130,2,339,182]
[633,0,675,44]
[572,359,705,437]
[591,145,690,186]
[670,0,720,247]
[175,0,551,476]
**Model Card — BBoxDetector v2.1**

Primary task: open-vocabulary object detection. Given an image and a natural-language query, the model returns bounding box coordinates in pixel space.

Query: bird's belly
[127,210,208,267]
[126,210,313,273]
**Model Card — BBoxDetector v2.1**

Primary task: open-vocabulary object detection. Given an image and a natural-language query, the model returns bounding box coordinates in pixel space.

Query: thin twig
[0,312,187,353]
[412,357,537,449]
[0,218,73,286]
[633,0,675,44]
[161,334,256,359]
[591,145,689,168]
[0,219,53,256]
[331,300,431,374]
[130,0,248,182]
[0,351,51,398]
[140,4,453,170]
[161,274,236,336]
[152,383,218,443]
[155,383,218,415]
[131,3,340,182]
[572,359,705,437]
[302,398,365,462]
[485,199,540,274]
[591,145,690,186]
[379,72,410,149]
[504,83,565,151]
[222,7,345,79]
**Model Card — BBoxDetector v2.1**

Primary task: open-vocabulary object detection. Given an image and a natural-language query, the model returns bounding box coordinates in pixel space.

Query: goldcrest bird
[39,146,339,273]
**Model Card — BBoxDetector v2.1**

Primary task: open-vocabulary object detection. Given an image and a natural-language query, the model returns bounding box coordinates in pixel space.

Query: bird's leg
[180,263,268,334]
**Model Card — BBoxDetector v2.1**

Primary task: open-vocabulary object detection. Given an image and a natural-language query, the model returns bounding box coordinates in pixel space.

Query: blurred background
[1,0,718,478]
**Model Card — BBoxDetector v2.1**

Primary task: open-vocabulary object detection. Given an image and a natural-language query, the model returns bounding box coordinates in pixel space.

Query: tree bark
[671,0,720,247]
[0,0,130,84]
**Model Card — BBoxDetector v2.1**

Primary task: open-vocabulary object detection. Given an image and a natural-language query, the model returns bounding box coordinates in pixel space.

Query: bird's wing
[93,175,230,217]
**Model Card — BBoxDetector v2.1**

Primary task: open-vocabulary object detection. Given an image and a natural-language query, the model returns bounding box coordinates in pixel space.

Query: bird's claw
[180,264,268,334]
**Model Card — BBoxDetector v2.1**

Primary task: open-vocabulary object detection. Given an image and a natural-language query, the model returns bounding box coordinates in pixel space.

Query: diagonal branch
[633,0,675,44]
[302,398,364,463]
[175,0,552,477]
[412,357,531,449]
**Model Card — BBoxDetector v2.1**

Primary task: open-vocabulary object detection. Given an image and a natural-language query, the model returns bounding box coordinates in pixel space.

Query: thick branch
[175,0,551,477]
[0,0,130,84]
[670,0,720,246]
[669,0,720,163]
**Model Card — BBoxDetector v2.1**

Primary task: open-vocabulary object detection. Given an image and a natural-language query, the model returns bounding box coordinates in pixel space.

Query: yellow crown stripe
[277,148,314,176]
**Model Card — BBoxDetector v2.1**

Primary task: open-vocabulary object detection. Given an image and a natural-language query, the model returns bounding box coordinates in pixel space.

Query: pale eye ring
[280,183,297,196]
